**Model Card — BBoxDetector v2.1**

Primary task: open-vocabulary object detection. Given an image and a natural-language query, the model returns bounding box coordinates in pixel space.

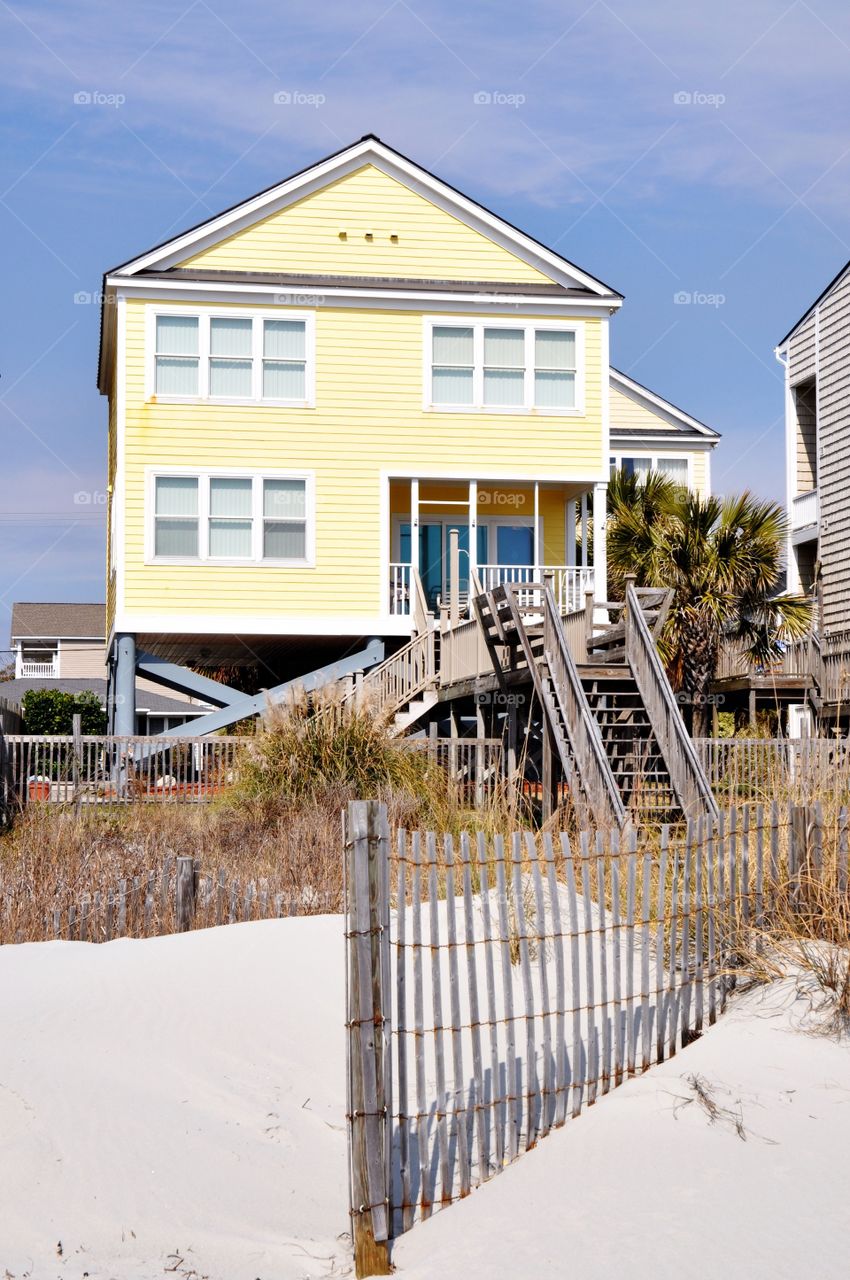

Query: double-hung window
[427,320,581,412]
[151,472,313,564]
[152,311,313,404]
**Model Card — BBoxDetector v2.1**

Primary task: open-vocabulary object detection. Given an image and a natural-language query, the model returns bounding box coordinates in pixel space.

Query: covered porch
[387,476,606,619]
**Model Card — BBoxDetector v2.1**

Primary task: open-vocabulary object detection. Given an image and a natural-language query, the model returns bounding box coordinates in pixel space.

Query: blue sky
[2,0,850,647]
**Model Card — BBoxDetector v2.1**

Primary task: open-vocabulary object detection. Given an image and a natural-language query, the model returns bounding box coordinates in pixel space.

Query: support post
[345,801,392,1278]
[593,480,608,607]
[585,588,596,657]
[748,685,757,731]
[468,479,478,585]
[449,527,460,628]
[506,697,518,814]
[410,478,419,575]
[113,632,136,737]
[533,480,540,571]
[580,492,588,568]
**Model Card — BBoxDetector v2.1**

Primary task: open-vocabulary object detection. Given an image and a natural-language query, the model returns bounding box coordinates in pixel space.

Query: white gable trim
[610,368,719,439]
[110,137,622,301]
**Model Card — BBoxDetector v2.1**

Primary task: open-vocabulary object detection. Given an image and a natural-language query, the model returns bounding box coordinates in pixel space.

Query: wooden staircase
[474,579,718,825]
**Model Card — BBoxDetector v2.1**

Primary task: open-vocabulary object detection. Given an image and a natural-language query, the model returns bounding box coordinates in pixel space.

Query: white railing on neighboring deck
[791,489,818,529]
[389,563,412,616]
[479,564,594,614]
[19,660,59,678]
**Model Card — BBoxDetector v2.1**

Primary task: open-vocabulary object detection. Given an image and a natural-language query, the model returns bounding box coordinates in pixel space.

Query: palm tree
[607,469,813,735]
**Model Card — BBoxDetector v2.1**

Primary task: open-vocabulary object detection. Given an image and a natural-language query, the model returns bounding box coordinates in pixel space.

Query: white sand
[2,918,848,1279]
[395,977,850,1280]
[0,919,351,1279]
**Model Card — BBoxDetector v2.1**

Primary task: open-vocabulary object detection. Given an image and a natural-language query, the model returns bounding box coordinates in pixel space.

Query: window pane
[155,518,198,557]
[534,370,575,408]
[622,456,651,479]
[432,367,473,404]
[432,326,473,365]
[155,476,198,516]
[264,320,306,360]
[209,519,252,557]
[156,356,198,396]
[210,317,252,356]
[496,525,534,565]
[264,521,306,559]
[210,477,252,517]
[156,315,198,355]
[535,330,575,370]
[484,369,524,406]
[483,328,524,367]
[263,361,305,399]
[209,358,252,397]
[658,458,688,484]
[264,478,306,520]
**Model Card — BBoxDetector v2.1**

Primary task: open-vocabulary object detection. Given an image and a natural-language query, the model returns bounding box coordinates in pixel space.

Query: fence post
[176,855,196,931]
[345,800,392,1277]
[72,712,82,814]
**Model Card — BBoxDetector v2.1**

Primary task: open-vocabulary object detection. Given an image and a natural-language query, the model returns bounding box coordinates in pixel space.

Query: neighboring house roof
[98,134,624,390]
[776,257,850,348]
[1,678,206,717]
[609,368,720,441]
[11,602,105,641]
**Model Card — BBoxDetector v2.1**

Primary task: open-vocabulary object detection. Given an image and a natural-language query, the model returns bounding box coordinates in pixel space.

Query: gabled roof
[609,368,720,440]
[104,135,623,299]
[11,602,105,641]
[777,256,850,348]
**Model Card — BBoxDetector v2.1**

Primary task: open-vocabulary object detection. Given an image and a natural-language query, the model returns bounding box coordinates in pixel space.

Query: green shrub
[22,688,107,735]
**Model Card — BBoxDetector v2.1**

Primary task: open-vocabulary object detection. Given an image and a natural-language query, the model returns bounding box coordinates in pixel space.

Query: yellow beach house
[97,135,718,733]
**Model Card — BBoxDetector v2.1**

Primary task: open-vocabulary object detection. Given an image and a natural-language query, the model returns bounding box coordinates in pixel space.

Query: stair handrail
[357,628,436,720]
[541,585,626,828]
[411,566,431,637]
[624,580,719,820]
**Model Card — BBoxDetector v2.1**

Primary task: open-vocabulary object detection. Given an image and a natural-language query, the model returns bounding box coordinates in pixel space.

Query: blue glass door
[495,524,534,566]
[399,523,444,611]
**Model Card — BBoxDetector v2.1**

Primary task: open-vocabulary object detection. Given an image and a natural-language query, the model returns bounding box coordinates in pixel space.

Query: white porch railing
[791,489,818,529]
[479,564,594,614]
[19,660,59,678]
[389,563,412,616]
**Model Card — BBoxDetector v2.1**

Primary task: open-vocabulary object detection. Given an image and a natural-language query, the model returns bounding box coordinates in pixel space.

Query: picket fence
[343,798,847,1277]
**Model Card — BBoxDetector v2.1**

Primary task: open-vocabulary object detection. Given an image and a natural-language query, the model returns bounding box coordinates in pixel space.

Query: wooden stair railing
[624,580,719,821]
[475,582,625,828]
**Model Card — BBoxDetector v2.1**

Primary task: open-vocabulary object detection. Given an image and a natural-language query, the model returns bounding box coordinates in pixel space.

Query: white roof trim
[109,137,622,301]
[609,367,719,439]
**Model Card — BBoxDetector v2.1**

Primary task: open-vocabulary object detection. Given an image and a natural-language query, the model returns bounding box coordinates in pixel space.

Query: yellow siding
[120,298,602,618]
[182,165,551,283]
[610,384,711,496]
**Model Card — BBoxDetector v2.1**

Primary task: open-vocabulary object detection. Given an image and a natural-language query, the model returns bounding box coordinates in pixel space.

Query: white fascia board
[108,138,621,299]
[114,612,414,638]
[610,368,719,438]
[107,276,618,314]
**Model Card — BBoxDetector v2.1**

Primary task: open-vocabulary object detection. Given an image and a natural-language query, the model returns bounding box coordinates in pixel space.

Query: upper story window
[150,470,314,565]
[150,310,314,405]
[426,319,582,413]
[611,454,690,486]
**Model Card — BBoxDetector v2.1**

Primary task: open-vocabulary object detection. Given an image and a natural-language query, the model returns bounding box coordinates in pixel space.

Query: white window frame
[145,466,316,567]
[423,317,585,415]
[146,306,316,407]
[610,452,694,488]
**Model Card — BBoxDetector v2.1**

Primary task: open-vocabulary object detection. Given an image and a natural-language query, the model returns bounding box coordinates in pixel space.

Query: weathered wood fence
[0,853,338,945]
[344,798,846,1276]
[694,736,850,801]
